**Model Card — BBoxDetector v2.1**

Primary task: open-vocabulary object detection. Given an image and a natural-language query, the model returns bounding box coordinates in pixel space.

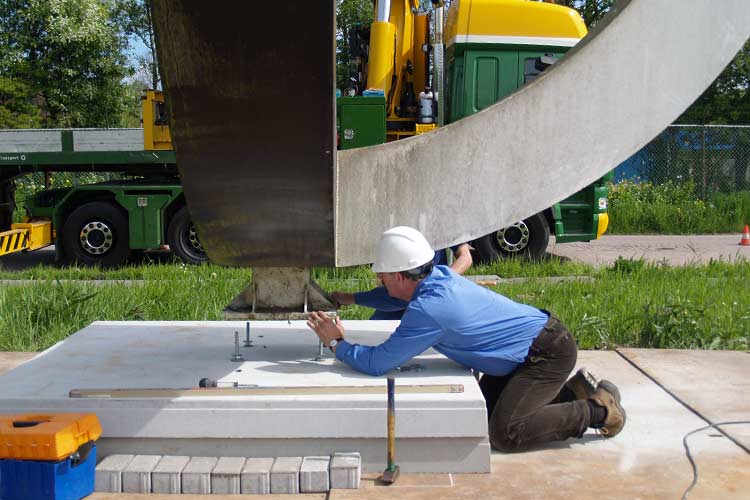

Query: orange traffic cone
[740,225,750,246]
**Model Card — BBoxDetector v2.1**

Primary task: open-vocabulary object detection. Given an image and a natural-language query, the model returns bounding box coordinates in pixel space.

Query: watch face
[329,339,339,347]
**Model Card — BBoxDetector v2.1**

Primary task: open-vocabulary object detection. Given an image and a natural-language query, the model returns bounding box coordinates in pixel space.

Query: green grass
[1,258,748,353]
[608,180,750,234]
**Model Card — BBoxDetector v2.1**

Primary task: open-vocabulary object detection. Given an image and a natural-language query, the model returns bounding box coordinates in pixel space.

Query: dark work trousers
[480,314,591,452]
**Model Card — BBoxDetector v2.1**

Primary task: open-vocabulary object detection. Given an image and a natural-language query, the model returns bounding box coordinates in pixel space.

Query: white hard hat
[371,226,435,273]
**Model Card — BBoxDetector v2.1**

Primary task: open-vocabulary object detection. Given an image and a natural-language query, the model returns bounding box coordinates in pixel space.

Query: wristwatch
[329,338,344,351]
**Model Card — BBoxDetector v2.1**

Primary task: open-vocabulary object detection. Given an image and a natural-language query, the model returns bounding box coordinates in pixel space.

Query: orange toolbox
[0,413,101,461]
[0,413,102,500]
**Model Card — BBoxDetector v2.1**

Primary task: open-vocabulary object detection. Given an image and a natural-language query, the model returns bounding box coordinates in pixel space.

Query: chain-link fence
[614,125,750,197]
[13,171,125,222]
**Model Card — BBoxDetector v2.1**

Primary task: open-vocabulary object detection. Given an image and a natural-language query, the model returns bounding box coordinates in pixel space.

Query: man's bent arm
[450,243,473,275]
[335,309,444,376]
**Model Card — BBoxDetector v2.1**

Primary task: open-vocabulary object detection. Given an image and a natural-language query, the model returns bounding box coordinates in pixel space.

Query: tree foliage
[556,0,614,29]
[336,0,374,90]
[0,0,134,128]
[676,40,750,126]
[0,76,41,128]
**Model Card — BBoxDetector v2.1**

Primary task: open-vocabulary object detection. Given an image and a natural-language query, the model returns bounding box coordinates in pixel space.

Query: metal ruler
[69,384,465,399]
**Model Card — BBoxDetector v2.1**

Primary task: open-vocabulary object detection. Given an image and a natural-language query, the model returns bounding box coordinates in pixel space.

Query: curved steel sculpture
[152,0,750,268]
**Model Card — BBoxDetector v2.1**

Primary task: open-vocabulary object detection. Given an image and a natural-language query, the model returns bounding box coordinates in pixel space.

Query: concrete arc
[334,0,750,266]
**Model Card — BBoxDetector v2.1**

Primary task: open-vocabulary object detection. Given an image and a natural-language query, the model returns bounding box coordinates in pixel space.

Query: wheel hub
[188,225,204,253]
[80,221,113,255]
[497,221,530,253]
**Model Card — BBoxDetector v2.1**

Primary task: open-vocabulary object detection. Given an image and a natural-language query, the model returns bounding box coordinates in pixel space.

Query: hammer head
[380,464,400,484]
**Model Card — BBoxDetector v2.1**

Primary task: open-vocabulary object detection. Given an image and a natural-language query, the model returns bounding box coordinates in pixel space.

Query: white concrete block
[122,454,161,493]
[211,456,245,494]
[300,455,330,493]
[270,456,302,494]
[152,455,190,494]
[181,456,217,494]
[241,457,274,495]
[95,454,134,492]
[330,451,361,489]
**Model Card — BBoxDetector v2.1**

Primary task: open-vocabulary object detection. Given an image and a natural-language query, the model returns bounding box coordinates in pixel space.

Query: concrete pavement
[548,234,750,266]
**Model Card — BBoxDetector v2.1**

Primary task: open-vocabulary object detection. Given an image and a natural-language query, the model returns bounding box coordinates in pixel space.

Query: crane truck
[0,0,610,267]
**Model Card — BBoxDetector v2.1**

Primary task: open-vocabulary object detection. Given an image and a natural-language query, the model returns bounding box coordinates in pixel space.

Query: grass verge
[1,257,747,353]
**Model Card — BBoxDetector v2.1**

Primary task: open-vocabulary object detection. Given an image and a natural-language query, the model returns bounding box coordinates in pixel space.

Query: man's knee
[489,418,526,453]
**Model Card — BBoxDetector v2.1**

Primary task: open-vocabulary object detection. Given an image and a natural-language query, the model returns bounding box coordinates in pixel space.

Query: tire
[167,206,208,264]
[474,212,550,262]
[62,201,130,267]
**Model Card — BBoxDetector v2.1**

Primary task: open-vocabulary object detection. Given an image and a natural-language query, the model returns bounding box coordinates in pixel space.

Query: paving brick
[152,455,190,494]
[330,451,361,489]
[122,454,161,493]
[211,456,246,494]
[300,455,330,493]
[270,456,302,494]
[95,454,134,493]
[241,457,274,494]
[181,456,217,494]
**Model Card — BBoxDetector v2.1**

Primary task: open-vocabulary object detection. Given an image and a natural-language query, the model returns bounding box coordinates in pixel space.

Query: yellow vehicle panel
[445,0,587,47]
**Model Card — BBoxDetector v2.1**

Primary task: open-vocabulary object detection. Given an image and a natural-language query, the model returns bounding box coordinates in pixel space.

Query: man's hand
[307,311,345,348]
[331,292,355,306]
[451,243,473,275]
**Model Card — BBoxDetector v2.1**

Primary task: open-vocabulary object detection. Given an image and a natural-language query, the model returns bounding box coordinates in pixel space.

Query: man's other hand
[331,292,355,306]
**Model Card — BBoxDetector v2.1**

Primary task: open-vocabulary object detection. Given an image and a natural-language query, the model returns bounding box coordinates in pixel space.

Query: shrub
[607,180,750,234]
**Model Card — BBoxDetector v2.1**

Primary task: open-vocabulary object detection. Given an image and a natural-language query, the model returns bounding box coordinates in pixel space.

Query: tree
[336,0,374,91]
[556,0,614,29]
[0,77,41,128]
[0,0,133,128]
[112,0,159,90]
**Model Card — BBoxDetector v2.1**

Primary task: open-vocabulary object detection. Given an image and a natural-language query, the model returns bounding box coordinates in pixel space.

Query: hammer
[380,376,400,484]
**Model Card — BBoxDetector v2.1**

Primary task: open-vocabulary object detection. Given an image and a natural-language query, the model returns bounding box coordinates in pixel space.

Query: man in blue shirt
[330,243,473,320]
[308,226,626,452]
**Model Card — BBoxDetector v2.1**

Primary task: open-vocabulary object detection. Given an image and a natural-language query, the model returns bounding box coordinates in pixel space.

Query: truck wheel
[62,201,129,267]
[474,212,550,262]
[167,206,208,264]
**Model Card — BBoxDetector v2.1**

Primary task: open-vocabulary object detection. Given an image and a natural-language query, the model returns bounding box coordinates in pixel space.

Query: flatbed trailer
[0,92,204,266]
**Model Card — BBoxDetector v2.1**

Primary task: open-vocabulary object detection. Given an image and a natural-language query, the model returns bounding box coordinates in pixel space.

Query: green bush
[608,180,750,233]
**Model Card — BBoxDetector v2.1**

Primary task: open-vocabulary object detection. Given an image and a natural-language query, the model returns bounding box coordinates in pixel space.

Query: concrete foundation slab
[182,456,217,494]
[152,455,190,494]
[617,348,750,452]
[94,454,134,493]
[271,456,302,494]
[0,320,488,473]
[211,456,245,494]
[121,454,161,493]
[241,457,274,495]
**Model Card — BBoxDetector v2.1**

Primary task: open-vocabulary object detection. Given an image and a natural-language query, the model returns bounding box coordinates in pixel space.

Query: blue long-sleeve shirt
[353,247,459,319]
[336,265,549,377]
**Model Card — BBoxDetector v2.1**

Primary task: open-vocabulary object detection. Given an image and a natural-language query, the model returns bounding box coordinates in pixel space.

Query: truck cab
[444,0,611,260]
